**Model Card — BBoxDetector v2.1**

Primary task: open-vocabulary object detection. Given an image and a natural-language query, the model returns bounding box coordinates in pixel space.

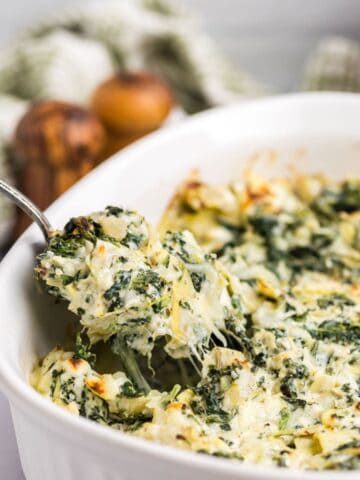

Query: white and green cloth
[0,0,360,245]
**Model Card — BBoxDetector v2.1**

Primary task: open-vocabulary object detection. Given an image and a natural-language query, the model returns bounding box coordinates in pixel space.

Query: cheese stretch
[32,173,360,470]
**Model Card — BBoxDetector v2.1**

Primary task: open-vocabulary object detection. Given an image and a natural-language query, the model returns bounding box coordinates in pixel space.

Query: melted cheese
[33,174,360,471]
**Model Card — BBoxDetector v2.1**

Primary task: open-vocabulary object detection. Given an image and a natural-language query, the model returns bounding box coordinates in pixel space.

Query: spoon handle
[0,179,52,242]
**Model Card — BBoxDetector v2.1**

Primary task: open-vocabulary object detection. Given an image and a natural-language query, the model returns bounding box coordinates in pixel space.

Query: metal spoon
[0,179,52,242]
[0,179,151,392]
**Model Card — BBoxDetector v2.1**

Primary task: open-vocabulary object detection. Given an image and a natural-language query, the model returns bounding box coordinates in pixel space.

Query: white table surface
[0,392,24,479]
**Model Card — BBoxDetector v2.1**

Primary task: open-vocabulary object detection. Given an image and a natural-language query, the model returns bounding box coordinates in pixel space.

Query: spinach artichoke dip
[32,172,360,471]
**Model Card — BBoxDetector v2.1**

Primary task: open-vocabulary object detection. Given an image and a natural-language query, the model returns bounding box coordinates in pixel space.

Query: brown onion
[92,71,173,134]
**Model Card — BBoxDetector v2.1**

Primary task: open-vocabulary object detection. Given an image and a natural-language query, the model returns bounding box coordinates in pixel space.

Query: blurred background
[0,0,360,245]
[0,1,359,478]
[0,0,360,90]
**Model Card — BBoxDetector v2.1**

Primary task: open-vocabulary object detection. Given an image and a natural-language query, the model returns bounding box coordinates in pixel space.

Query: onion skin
[15,100,106,169]
[13,100,106,235]
[92,71,173,134]
[101,130,145,159]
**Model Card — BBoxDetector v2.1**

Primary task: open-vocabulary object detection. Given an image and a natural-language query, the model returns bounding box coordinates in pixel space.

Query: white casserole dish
[0,93,359,480]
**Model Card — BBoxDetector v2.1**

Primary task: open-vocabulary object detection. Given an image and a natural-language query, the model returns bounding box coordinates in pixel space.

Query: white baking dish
[0,93,359,480]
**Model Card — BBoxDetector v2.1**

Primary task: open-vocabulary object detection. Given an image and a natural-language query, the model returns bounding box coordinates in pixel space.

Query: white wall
[0,0,359,90]
[186,0,360,90]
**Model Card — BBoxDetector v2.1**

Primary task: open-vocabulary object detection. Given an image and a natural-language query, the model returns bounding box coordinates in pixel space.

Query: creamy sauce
[32,174,360,470]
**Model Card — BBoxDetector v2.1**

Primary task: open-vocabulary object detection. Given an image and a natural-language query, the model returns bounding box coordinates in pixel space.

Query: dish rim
[1,92,360,479]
